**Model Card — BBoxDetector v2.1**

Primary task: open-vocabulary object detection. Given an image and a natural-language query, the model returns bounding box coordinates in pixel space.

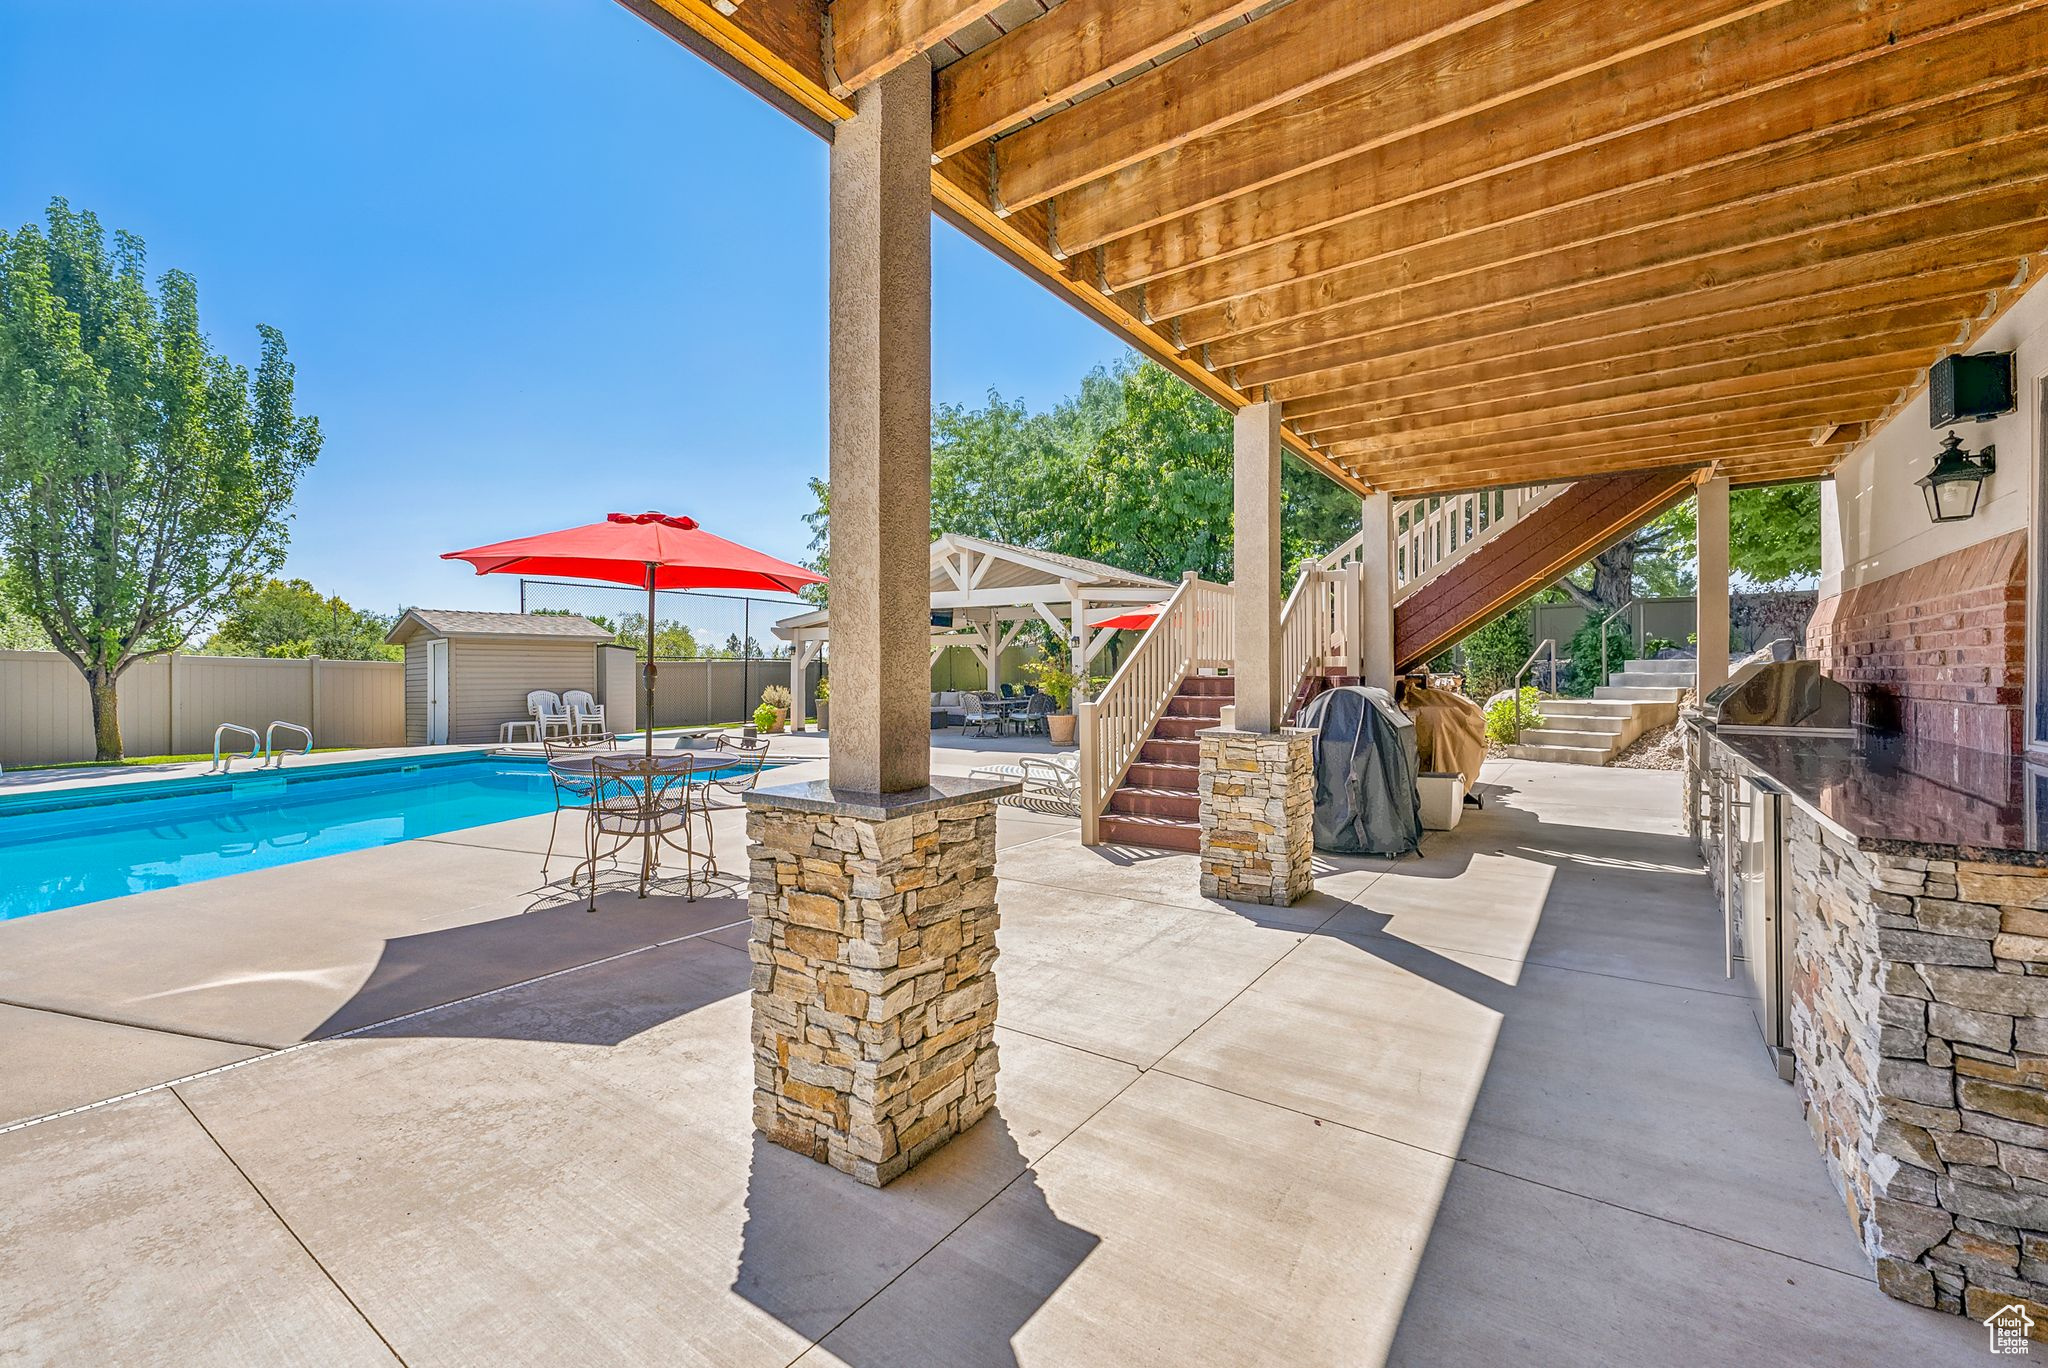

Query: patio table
[547,749,719,904]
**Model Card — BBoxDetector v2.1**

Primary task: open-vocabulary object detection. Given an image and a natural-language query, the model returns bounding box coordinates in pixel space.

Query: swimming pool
[0,752,775,920]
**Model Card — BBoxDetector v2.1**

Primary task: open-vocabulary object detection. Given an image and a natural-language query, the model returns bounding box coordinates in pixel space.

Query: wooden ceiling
[622,0,2048,497]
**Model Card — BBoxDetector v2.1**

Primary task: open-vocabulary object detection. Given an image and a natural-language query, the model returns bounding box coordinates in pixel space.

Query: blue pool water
[0,753,770,920]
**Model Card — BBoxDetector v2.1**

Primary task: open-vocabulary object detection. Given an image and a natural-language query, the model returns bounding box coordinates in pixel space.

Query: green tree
[204,578,398,661]
[802,354,1361,602]
[1659,483,1823,587]
[0,200,320,759]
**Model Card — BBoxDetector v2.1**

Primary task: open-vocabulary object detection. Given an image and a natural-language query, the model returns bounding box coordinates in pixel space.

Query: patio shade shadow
[307,886,750,1041]
[734,1117,1099,1367]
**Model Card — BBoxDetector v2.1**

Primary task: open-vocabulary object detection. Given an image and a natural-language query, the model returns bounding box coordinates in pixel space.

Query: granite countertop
[1707,727,2048,867]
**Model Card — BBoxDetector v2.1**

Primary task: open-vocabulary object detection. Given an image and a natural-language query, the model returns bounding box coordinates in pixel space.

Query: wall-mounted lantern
[1918,431,1995,523]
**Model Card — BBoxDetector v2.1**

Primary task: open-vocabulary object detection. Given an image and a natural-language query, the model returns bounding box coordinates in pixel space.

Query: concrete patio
[0,744,2002,1364]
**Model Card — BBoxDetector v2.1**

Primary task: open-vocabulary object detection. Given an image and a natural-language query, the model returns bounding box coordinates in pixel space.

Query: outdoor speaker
[1929,352,2015,427]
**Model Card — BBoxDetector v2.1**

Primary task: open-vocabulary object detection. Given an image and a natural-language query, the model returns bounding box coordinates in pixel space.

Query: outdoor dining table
[546,747,720,906]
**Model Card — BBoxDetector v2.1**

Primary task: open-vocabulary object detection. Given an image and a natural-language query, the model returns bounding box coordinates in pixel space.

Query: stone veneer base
[743,777,1014,1186]
[1198,727,1315,906]
[1694,733,2048,1336]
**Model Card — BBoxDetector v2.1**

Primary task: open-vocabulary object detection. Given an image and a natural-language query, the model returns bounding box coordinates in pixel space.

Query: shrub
[760,683,792,711]
[813,676,829,701]
[1565,615,1633,696]
[1021,659,1079,711]
[1483,687,1546,746]
[1459,606,1531,698]
[752,703,777,731]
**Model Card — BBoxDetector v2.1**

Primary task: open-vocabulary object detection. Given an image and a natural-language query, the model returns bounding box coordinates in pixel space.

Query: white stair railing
[1393,485,1565,602]
[1078,572,1232,843]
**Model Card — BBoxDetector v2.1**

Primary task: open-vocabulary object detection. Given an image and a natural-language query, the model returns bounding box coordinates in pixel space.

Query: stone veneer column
[1199,727,1316,905]
[745,776,1015,1186]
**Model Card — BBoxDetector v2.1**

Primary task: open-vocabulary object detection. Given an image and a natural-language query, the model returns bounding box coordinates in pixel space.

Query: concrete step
[1518,728,1624,751]
[1166,694,1229,719]
[1606,670,1695,689]
[1523,711,1628,735]
[1096,812,1201,852]
[1593,685,1690,703]
[1537,699,1637,718]
[1502,742,1613,765]
[1623,657,1697,675]
[1178,676,1235,698]
[1152,715,1218,741]
[1107,786,1200,821]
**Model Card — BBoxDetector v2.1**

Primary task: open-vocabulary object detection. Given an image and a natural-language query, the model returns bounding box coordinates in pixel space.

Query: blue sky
[0,0,1127,614]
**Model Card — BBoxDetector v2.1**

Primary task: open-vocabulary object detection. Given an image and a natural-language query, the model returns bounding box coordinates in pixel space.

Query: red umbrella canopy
[442,512,825,594]
[1094,605,1163,632]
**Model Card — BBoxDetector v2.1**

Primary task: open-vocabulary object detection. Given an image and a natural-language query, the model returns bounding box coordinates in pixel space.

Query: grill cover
[1297,686,1423,857]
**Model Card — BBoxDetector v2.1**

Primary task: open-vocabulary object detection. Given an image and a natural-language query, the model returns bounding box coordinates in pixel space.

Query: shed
[385,609,625,745]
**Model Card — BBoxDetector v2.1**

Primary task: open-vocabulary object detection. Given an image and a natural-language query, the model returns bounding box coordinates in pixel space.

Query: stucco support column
[746,63,1018,1187]
[823,59,930,795]
[1358,492,1396,690]
[1199,400,1315,906]
[1231,400,1283,733]
[1696,475,1731,695]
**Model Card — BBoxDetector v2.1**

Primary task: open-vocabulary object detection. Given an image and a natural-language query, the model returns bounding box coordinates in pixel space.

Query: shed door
[427,640,450,745]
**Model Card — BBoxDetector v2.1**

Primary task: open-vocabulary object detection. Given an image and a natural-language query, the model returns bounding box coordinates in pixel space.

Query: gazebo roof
[772,534,1172,639]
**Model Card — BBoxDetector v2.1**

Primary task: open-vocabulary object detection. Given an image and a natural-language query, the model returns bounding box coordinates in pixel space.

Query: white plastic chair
[528,690,574,742]
[563,689,606,740]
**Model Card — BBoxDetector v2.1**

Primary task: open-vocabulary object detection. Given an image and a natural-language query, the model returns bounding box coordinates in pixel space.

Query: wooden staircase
[1096,675,1232,852]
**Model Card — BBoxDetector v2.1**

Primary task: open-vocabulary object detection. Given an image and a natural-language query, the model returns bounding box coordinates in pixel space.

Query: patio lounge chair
[563,689,607,740]
[967,752,1081,806]
[528,690,574,742]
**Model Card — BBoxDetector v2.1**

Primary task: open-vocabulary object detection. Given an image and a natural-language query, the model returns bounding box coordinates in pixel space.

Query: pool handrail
[264,721,313,768]
[212,723,263,774]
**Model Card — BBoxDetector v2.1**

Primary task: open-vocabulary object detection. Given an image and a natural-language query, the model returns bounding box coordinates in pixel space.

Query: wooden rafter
[628,0,2048,498]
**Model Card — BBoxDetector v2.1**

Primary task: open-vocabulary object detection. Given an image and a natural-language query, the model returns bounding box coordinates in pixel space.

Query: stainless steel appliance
[1702,657,1854,735]
[1727,774,1794,1081]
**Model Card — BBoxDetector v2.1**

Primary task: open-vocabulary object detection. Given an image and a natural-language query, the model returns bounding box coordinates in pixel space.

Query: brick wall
[1807,530,2027,756]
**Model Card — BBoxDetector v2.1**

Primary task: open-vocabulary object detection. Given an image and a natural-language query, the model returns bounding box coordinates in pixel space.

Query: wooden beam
[1318,388,1901,459]
[1300,342,1938,444]
[1160,76,2048,333]
[933,0,1270,157]
[990,0,1529,214]
[1367,439,1838,497]
[1337,405,1888,473]
[1099,0,2047,285]
[1286,278,2007,421]
[1054,0,1775,252]
[1212,170,2048,379]
[830,0,1006,98]
[1270,228,2043,416]
[1247,198,2048,394]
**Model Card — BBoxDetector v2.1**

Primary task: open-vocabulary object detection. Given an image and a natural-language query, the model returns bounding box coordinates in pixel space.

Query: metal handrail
[264,721,312,768]
[1597,597,1638,688]
[212,723,262,774]
[1513,638,1559,743]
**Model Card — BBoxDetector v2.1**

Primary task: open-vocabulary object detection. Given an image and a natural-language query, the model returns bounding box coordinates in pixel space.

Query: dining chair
[577,751,704,910]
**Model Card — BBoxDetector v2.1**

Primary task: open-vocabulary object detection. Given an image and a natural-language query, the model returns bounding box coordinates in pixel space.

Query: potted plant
[759,684,791,733]
[752,702,779,735]
[1022,659,1080,745]
[813,676,829,731]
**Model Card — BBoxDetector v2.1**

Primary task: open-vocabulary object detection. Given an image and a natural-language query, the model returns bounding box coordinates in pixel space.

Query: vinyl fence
[648,657,826,728]
[1527,591,1817,659]
[0,651,404,767]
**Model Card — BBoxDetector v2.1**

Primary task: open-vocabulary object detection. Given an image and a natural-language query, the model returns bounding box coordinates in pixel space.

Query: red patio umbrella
[444,512,825,757]
[1093,605,1163,632]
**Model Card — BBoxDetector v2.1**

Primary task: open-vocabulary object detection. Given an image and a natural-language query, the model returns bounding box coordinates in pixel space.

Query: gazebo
[769,533,1174,716]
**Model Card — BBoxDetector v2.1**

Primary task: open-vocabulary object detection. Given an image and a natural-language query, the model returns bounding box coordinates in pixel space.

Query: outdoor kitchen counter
[1710,728,2047,868]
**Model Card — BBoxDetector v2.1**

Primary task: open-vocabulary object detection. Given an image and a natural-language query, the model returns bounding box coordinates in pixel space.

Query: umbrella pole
[645,565,657,761]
